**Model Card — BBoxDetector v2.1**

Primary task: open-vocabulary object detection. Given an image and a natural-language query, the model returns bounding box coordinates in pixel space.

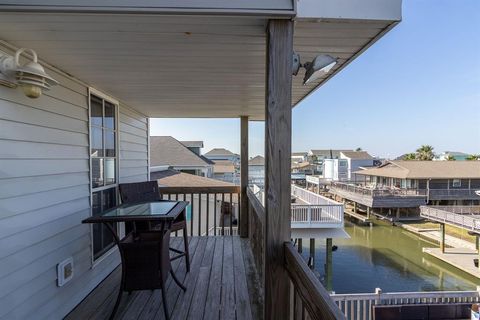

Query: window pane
[92,158,104,188]
[90,96,103,127]
[92,189,117,260]
[104,159,116,185]
[102,188,117,211]
[104,130,115,157]
[91,127,104,157]
[104,102,116,130]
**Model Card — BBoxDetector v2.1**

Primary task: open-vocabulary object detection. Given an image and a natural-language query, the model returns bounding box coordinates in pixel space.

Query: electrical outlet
[57,257,74,287]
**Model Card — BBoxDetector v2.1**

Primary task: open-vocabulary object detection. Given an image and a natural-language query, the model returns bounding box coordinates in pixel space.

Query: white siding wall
[0,44,148,319]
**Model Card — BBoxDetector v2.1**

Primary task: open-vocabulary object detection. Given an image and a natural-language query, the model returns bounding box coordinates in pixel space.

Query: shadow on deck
[66,236,262,320]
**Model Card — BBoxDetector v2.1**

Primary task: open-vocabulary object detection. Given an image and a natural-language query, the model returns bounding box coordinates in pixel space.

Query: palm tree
[466,154,480,161]
[415,145,435,161]
[445,155,456,161]
[403,153,416,161]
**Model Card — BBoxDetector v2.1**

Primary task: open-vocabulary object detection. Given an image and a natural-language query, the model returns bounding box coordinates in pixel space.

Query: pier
[423,247,480,279]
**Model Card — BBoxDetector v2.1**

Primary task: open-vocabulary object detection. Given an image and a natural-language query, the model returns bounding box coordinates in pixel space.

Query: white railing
[331,288,480,320]
[291,204,343,225]
[204,226,239,236]
[420,206,480,232]
[291,184,344,227]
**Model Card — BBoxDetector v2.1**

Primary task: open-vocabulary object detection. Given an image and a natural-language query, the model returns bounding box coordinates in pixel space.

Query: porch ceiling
[0,13,397,120]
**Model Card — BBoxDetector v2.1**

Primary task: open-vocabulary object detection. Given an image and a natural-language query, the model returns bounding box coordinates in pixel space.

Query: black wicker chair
[119,181,190,272]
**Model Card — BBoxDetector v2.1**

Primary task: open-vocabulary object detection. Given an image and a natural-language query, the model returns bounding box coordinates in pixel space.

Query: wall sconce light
[0,48,58,98]
[292,52,338,85]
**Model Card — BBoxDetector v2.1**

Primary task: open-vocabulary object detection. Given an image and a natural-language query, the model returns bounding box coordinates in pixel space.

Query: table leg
[103,222,125,320]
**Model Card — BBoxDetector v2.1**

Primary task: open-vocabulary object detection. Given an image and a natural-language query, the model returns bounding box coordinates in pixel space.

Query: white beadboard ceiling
[0,14,398,120]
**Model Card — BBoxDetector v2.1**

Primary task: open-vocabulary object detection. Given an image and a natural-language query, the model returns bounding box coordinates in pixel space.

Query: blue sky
[150,0,480,159]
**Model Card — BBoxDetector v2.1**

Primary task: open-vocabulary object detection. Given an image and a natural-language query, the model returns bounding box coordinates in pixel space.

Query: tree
[415,145,435,161]
[403,153,416,161]
[445,155,456,161]
[355,147,362,152]
[466,154,480,161]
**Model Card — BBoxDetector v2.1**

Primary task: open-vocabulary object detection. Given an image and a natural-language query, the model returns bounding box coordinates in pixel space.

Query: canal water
[301,221,480,294]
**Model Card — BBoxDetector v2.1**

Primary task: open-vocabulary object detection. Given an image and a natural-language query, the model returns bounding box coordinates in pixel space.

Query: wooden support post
[297,238,303,253]
[440,223,445,253]
[367,207,371,219]
[264,19,293,320]
[309,238,315,269]
[240,116,249,238]
[476,236,479,254]
[353,202,357,214]
[396,208,400,220]
[325,238,333,292]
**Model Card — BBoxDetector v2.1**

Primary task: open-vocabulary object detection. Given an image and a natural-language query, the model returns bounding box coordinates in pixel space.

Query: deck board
[66,236,258,320]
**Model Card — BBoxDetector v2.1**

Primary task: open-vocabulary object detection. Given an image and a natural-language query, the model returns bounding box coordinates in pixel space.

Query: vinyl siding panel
[0,43,148,319]
[119,104,149,184]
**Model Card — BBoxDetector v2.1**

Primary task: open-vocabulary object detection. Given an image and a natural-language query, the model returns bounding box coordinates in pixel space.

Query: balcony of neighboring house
[329,181,428,208]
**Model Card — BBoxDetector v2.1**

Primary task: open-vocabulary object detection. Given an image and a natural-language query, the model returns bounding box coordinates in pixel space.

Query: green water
[303,221,480,294]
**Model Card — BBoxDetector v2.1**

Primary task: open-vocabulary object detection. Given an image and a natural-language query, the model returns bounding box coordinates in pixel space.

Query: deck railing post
[240,116,249,238]
[264,19,293,320]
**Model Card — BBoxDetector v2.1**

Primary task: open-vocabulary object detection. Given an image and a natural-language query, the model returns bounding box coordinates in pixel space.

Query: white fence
[420,205,480,232]
[291,184,344,228]
[331,288,480,320]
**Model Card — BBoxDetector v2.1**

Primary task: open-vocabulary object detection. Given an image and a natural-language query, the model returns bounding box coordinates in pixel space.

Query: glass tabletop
[102,201,178,217]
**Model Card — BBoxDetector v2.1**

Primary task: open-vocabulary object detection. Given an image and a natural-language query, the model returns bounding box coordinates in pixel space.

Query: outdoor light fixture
[0,48,58,98]
[292,52,338,85]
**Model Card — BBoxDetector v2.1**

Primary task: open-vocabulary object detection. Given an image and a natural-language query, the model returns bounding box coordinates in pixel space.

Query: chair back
[119,181,160,204]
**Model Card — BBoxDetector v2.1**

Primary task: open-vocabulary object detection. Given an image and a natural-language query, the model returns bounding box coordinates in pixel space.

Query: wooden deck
[423,247,480,279]
[66,236,262,320]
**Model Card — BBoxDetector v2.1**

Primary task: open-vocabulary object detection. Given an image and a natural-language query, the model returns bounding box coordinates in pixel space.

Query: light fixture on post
[0,48,58,98]
[292,52,338,85]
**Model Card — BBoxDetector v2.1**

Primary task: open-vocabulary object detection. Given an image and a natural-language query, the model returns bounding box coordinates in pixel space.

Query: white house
[339,151,374,181]
[249,155,265,185]
[203,148,240,164]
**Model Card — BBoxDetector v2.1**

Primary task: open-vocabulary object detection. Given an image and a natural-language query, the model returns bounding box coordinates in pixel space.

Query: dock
[344,209,372,224]
[423,247,480,279]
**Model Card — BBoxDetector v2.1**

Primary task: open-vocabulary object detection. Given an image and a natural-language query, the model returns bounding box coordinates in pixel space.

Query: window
[452,179,462,188]
[90,92,118,260]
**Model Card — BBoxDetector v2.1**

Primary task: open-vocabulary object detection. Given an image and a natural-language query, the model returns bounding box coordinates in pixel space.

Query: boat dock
[423,247,480,279]
[344,208,372,225]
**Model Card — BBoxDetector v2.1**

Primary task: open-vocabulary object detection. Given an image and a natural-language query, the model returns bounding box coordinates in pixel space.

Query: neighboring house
[204,148,240,164]
[249,155,265,185]
[339,151,374,181]
[180,140,204,156]
[435,151,470,161]
[212,160,239,184]
[291,161,315,175]
[0,2,401,318]
[322,158,349,181]
[292,152,308,164]
[330,161,480,219]
[150,136,213,177]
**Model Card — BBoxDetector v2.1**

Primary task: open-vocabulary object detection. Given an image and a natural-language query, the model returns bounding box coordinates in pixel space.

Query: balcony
[66,186,345,320]
[329,182,428,208]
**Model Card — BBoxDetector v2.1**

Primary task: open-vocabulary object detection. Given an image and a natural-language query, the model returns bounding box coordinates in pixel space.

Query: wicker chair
[119,181,190,272]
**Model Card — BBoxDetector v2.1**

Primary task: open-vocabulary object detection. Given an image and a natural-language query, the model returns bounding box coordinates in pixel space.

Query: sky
[150,0,480,159]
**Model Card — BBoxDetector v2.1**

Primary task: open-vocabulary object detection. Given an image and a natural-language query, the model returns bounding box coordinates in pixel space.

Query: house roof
[292,161,314,169]
[441,151,470,156]
[309,149,352,158]
[152,169,234,188]
[354,160,480,179]
[340,151,373,159]
[150,136,212,167]
[292,152,307,157]
[212,160,236,174]
[249,155,264,166]
[180,141,204,148]
[204,148,238,157]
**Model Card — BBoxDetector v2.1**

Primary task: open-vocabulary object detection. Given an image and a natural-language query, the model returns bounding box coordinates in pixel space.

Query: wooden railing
[331,288,480,320]
[158,186,240,237]
[429,189,480,200]
[285,242,346,320]
[420,205,480,232]
[330,182,427,197]
[247,186,265,286]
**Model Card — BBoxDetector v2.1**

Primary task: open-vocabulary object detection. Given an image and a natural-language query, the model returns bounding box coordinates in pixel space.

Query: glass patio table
[82,200,189,320]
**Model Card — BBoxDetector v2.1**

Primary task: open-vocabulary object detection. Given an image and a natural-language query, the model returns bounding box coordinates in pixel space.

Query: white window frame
[452,179,462,188]
[88,88,121,265]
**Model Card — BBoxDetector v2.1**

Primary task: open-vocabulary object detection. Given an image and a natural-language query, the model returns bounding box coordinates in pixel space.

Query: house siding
[0,44,149,319]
